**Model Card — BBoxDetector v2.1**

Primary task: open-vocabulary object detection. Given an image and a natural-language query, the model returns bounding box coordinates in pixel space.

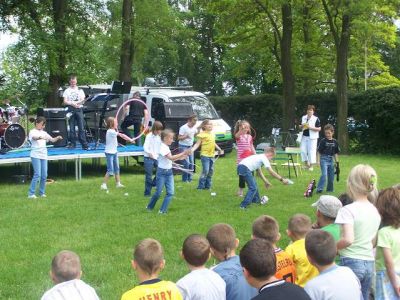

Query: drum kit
[0,102,28,150]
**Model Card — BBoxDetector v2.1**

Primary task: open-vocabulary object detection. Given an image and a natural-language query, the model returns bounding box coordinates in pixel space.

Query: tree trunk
[47,0,67,107]
[302,1,312,93]
[280,3,296,131]
[336,13,350,153]
[119,0,135,82]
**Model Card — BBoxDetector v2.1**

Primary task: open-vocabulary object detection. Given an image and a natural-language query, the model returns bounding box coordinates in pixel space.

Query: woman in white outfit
[300,105,321,171]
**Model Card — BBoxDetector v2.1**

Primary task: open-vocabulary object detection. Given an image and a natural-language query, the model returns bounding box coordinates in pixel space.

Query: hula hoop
[115,98,150,143]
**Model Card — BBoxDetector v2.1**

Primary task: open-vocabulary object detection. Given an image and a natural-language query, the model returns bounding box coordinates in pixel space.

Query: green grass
[0,152,398,299]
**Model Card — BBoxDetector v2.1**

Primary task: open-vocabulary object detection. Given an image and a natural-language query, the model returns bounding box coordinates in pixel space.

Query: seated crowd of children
[41,167,400,300]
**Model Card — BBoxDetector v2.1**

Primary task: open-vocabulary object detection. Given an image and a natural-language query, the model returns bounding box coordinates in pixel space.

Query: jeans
[147,168,174,213]
[105,153,120,176]
[179,145,194,182]
[317,155,334,192]
[121,118,142,145]
[238,164,260,208]
[197,156,214,189]
[68,108,88,147]
[144,157,157,196]
[340,256,374,300]
[29,157,48,196]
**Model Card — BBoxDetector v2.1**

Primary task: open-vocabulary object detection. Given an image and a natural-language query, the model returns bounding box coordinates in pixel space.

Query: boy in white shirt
[177,234,226,300]
[238,147,289,209]
[178,114,198,182]
[304,230,362,300]
[41,250,100,300]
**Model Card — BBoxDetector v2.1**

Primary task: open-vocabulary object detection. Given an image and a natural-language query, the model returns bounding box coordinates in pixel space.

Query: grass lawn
[0,151,398,299]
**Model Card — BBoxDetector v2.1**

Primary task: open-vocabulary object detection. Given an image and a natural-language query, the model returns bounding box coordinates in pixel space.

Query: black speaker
[37,108,68,118]
[162,102,193,119]
[46,118,68,147]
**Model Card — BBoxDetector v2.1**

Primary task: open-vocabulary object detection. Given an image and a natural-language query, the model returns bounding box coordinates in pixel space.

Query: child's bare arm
[190,139,202,153]
[382,247,400,297]
[337,224,354,250]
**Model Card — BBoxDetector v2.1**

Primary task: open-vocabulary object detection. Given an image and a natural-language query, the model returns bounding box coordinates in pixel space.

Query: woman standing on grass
[28,116,63,199]
[300,105,321,171]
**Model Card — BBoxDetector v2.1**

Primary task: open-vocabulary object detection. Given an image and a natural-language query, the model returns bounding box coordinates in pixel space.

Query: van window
[151,97,164,120]
[170,96,219,120]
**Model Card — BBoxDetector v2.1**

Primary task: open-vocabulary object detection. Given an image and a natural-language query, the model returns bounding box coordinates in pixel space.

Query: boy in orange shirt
[252,215,296,283]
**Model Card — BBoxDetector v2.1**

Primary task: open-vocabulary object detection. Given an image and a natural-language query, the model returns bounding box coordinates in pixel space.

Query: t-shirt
[176,268,226,300]
[41,279,100,300]
[29,128,52,159]
[197,131,216,157]
[105,129,118,154]
[318,138,340,157]
[63,87,85,108]
[321,224,341,264]
[335,200,381,260]
[239,154,271,172]
[121,279,182,300]
[376,226,400,272]
[275,248,296,283]
[128,99,146,120]
[179,124,197,147]
[212,255,257,300]
[321,224,341,241]
[158,143,172,169]
[253,280,311,300]
[304,265,362,300]
[285,239,319,287]
[236,134,254,164]
[143,133,162,159]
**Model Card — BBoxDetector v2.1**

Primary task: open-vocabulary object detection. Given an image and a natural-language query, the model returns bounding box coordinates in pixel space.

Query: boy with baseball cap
[311,195,342,241]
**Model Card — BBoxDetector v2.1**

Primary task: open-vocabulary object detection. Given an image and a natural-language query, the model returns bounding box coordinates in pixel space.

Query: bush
[210,88,400,154]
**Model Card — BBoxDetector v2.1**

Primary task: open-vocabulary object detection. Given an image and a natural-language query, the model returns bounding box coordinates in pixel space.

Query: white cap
[312,195,342,218]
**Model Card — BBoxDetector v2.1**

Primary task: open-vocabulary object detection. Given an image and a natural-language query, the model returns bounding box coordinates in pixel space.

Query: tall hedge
[210,88,400,154]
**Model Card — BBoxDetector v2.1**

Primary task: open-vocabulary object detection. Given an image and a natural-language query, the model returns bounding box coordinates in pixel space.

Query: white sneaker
[40,194,47,198]
[100,183,108,190]
[116,183,125,188]
[309,167,314,171]
[28,195,37,199]
[260,195,269,205]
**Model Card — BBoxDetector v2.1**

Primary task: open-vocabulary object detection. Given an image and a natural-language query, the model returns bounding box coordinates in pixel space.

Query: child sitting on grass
[206,223,257,300]
[285,214,319,287]
[240,239,311,300]
[252,215,296,283]
[41,250,100,300]
[176,234,226,300]
[375,187,400,299]
[304,230,362,300]
[121,238,182,300]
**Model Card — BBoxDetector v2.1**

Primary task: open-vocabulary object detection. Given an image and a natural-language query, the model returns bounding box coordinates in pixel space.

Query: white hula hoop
[115,98,150,143]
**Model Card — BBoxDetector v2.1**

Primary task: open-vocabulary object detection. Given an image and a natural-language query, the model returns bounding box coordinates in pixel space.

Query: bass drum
[4,124,26,149]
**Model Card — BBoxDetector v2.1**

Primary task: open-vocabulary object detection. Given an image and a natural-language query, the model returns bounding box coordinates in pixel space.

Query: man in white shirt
[41,250,100,300]
[304,230,362,300]
[63,75,89,150]
[178,114,198,182]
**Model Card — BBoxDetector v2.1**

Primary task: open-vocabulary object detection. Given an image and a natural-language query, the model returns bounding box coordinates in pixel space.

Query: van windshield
[170,96,219,120]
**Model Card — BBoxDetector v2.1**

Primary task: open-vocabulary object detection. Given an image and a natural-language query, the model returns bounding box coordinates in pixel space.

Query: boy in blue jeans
[316,124,340,193]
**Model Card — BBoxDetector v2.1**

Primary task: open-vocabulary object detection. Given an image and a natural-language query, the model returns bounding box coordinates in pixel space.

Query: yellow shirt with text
[121,280,183,300]
[285,238,319,287]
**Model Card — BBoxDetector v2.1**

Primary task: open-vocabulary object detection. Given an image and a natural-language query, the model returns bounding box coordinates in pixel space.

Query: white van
[83,85,233,153]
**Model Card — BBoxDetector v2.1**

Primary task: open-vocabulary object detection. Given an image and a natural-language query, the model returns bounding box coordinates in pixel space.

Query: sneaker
[28,195,37,199]
[309,167,314,171]
[40,194,47,198]
[116,183,125,188]
[239,206,247,210]
[158,210,167,214]
[100,183,108,190]
[260,195,269,205]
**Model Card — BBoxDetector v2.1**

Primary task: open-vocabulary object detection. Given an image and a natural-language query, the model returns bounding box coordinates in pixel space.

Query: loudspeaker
[162,103,193,119]
[37,108,68,118]
[46,118,68,147]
